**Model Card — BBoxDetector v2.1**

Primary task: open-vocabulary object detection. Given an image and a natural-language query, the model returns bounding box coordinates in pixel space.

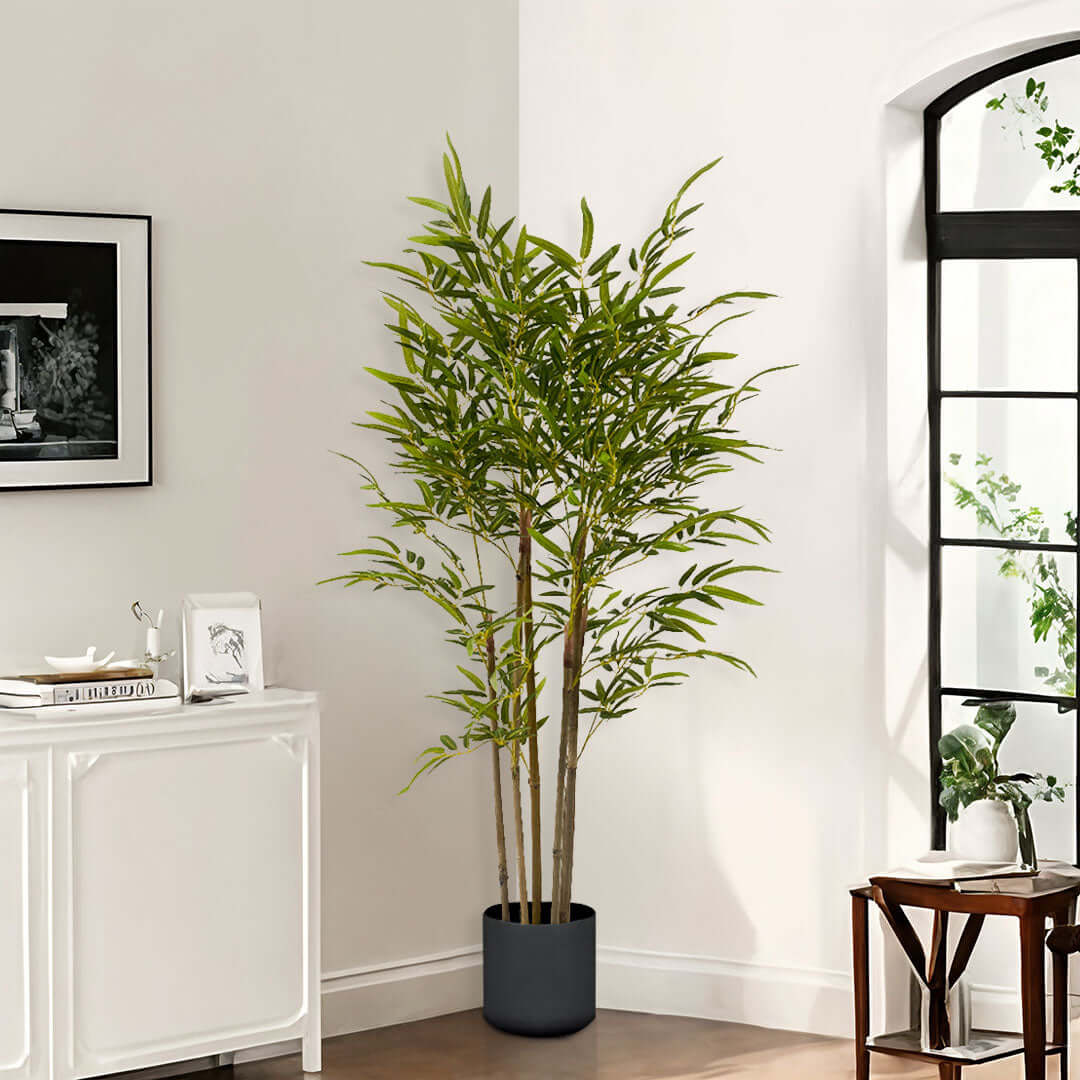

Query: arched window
[926,41,1080,859]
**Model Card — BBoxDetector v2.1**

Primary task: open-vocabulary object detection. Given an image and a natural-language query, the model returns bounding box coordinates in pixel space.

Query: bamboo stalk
[510,538,529,923]
[490,741,510,921]
[510,742,528,922]
[521,510,542,926]
[486,630,510,921]
[551,615,573,923]
[558,601,587,924]
[553,528,588,924]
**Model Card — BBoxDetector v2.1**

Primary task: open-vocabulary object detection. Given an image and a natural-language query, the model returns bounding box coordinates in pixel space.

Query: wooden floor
[209,1009,1070,1079]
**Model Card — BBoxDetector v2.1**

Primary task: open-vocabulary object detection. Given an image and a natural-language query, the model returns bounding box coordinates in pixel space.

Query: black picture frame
[0,209,151,492]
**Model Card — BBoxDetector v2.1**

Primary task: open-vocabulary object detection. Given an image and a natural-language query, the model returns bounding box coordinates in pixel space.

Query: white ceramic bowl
[44,648,116,674]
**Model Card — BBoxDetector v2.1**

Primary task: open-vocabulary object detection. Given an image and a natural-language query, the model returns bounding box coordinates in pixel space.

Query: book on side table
[0,667,179,709]
[869,851,1080,893]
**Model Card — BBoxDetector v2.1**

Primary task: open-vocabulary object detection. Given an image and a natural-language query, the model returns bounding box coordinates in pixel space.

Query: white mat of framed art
[0,210,150,491]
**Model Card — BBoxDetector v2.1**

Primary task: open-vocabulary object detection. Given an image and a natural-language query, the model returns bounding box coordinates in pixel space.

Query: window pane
[941,398,1076,543]
[940,53,1080,211]
[941,260,1077,392]
[941,546,1076,696]
[940,695,1075,862]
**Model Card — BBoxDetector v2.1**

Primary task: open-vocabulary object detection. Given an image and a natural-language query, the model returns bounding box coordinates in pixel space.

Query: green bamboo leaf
[528,234,577,271]
[364,366,422,390]
[529,528,565,560]
[580,197,594,259]
[407,196,451,213]
[477,186,492,236]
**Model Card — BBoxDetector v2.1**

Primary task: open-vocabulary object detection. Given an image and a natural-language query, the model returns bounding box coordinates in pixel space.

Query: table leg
[852,894,871,1080]
[1053,900,1075,1078]
[927,910,950,1049]
[937,1063,961,1079]
[1020,911,1047,1080]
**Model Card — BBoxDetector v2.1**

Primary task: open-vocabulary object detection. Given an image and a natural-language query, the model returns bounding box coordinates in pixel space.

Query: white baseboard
[969,984,1080,1032]
[318,944,854,1040]
[597,946,853,1038]
[320,946,483,1036]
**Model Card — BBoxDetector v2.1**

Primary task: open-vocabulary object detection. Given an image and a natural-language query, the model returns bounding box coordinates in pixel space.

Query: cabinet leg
[214,1052,235,1068]
[852,894,871,1080]
[1020,912,1047,1080]
[302,1032,322,1074]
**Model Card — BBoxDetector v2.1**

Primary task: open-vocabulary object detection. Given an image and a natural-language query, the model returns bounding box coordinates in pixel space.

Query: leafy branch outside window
[986,77,1080,198]
[946,453,1076,697]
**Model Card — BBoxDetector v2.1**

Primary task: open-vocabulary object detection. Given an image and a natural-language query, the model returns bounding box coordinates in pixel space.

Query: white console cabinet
[0,689,320,1080]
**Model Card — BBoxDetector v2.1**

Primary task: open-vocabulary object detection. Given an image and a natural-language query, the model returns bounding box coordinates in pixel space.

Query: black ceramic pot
[482,901,596,1036]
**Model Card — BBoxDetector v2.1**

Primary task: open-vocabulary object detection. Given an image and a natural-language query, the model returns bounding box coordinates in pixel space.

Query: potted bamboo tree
[329,141,784,1036]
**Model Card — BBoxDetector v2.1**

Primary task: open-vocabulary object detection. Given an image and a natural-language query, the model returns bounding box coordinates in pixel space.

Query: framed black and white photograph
[0,210,150,491]
[182,593,265,701]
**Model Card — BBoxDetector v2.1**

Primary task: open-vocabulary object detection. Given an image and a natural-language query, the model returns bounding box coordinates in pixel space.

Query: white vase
[950,799,1018,863]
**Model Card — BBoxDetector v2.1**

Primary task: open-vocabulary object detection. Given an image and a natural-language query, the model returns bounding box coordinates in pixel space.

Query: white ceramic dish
[44,647,116,674]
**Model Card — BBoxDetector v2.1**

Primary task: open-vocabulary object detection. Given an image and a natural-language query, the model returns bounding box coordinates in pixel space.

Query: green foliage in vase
[986,76,1080,198]
[327,139,787,923]
[947,453,1076,697]
[938,701,1064,866]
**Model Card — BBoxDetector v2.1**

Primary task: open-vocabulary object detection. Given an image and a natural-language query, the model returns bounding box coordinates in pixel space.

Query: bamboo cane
[510,540,529,923]
[551,614,573,923]
[486,630,510,920]
[558,602,587,924]
[521,510,542,925]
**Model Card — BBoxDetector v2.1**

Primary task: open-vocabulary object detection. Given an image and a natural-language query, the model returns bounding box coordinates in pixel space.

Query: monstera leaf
[939,723,995,775]
[938,723,997,822]
[973,701,1016,750]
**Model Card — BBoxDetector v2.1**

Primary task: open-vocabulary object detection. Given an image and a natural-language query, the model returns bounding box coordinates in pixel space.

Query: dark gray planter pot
[482,901,596,1036]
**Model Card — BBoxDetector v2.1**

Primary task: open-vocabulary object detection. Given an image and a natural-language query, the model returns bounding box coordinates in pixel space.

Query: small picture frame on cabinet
[182,592,264,702]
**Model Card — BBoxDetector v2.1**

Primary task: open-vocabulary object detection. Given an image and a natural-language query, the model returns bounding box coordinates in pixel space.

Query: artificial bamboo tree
[329,140,784,924]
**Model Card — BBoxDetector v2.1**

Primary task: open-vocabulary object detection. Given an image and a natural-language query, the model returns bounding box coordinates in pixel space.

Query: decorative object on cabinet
[131,600,175,668]
[0,689,320,1075]
[182,592,264,701]
[0,210,150,491]
[43,647,116,674]
[0,665,179,709]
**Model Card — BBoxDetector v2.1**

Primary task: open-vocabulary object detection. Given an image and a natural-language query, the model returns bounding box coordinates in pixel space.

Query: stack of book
[0,667,179,710]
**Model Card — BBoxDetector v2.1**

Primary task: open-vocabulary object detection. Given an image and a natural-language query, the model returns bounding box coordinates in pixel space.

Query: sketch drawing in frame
[182,593,264,701]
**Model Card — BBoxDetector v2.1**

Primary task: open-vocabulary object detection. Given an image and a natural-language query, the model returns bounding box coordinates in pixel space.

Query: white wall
[0,0,516,1034]
[519,0,1080,1037]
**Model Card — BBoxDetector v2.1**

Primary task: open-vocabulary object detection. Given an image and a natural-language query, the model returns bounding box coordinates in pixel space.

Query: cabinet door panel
[68,735,307,1068]
[0,756,43,1080]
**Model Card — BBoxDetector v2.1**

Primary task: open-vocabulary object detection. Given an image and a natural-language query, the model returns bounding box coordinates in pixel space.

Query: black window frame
[925,40,1080,860]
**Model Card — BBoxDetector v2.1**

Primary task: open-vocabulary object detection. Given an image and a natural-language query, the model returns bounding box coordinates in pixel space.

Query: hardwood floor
[206,1009,1069,1079]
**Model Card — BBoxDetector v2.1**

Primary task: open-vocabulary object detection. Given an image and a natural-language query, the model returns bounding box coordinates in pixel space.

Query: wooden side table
[851,876,1080,1079]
